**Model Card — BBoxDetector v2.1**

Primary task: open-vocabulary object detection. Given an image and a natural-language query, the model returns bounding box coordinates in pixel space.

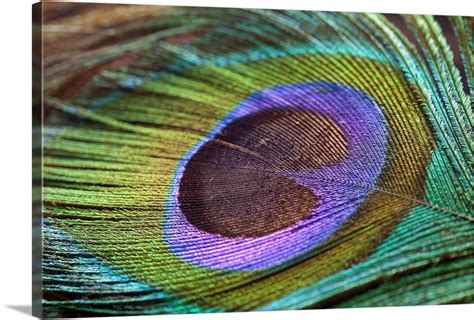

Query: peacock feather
[36,2,473,317]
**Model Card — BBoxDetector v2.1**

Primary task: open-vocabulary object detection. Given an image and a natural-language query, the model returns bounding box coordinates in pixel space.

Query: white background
[0,0,472,319]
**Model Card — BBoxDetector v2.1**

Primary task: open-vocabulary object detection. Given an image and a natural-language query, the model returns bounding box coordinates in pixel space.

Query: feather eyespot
[165,82,388,270]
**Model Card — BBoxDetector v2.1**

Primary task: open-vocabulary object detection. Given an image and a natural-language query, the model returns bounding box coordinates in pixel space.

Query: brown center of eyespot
[178,108,349,237]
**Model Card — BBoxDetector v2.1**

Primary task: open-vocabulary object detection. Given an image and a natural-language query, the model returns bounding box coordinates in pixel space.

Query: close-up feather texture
[36,2,473,317]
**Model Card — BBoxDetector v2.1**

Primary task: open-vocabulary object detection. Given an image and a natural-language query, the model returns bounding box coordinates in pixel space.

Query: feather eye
[38,3,473,316]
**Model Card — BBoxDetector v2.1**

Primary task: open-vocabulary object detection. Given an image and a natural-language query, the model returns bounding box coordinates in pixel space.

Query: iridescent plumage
[36,3,473,317]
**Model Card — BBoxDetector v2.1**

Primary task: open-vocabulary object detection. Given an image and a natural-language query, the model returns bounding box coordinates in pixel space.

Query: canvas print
[33,1,473,317]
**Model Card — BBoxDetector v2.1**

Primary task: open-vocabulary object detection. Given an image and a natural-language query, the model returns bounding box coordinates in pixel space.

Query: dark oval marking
[178,108,349,237]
